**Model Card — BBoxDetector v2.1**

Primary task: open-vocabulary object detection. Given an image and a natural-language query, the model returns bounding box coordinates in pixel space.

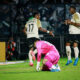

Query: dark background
[0,0,80,60]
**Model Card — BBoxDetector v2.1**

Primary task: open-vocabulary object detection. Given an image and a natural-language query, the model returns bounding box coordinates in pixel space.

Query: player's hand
[30,51,36,61]
[67,20,71,24]
[64,20,71,25]
[49,31,54,37]
[64,20,68,25]
[36,66,40,71]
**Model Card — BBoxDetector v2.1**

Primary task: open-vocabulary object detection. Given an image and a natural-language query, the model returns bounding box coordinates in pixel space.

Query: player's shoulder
[73,12,80,17]
[31,18,37,21]
[73,12,80,19]
[27,18,35,23]
[36,41,43,48]
[37,19,41,22]
[37,40,48,45]
[76,12,80,15]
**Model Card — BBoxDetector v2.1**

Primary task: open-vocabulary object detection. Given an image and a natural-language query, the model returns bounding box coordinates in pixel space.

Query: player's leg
[73,42,79,66]
[42,59,58,72]
[55,64,61,71]
[28,48,37,66]
[28,38,39,66]
[66,42,72,65]
[27,38,33,66]
[51,52,61,71]
[42,59,50,71]
[28,48,34,66]
[33,49,37,54]
[30,49,37,61]
[52,55,61,71]
[42,51,60,72]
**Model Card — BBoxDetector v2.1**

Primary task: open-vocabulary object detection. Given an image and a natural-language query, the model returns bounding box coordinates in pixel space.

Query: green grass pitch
[0,58,80,80]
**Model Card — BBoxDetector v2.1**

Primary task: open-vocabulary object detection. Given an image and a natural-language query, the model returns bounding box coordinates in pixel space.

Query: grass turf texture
[0,58,80,80]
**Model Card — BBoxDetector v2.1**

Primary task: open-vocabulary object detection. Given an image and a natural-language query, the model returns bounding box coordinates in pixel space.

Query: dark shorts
[27,37,40,49]
[65,34,80,44]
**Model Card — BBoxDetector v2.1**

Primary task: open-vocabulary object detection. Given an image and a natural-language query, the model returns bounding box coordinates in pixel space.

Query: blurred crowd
[1,0,80,4]
[0,0,80,37]
[0,0,80,60]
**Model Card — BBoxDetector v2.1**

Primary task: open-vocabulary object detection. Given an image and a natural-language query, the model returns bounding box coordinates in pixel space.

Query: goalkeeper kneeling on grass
[33,40,61,72]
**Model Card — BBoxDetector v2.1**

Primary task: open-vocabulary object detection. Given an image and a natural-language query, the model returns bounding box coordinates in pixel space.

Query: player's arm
[64,13,80,27]
[37,19,54,37]
[64,19,80,27]
[23,23,27,35]
[70,22,80,27]
[39,27,54,36]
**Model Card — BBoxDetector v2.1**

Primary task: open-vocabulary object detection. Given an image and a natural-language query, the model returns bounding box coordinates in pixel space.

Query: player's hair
[35,38,40,42]
[33,11,40,17]
[70,5,76,10]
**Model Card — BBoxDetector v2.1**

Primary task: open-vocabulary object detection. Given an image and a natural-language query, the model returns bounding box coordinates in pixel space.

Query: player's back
[36,41,59,54]
[27,18,39,38]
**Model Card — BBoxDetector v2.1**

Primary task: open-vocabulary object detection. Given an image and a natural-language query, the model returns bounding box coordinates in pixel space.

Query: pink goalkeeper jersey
[36,41,59,62]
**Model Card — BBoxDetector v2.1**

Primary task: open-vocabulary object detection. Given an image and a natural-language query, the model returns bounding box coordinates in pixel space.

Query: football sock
[66,46,71,60]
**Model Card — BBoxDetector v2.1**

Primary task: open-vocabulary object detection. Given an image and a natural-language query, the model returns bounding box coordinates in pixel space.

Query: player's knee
[66,45,71,54]
[73,42,78,48]
[43,59,48,64]
[66,42,70,46]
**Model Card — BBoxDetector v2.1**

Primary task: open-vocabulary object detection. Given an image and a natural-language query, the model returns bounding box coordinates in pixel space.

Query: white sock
[50,65,60,71]
[74,47,79,59]
[50,65,56,70]
[66,46,71,60]
[28,50,33,63]
[55,64,61,71]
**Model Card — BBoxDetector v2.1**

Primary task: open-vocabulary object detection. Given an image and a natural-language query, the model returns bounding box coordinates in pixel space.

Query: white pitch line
[0,61,25,65]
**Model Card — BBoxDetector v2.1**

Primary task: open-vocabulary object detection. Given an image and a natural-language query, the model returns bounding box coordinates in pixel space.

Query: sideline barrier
[0,42,6,62]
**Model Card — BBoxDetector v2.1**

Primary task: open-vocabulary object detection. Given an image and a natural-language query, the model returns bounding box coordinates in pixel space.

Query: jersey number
[28,24,34,32]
